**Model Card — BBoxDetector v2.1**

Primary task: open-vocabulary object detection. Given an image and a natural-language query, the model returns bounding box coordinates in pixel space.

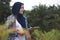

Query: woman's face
[19,5,24,14]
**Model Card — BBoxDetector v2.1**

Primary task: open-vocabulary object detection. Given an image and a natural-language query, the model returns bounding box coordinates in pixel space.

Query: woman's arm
[6,24,16,34]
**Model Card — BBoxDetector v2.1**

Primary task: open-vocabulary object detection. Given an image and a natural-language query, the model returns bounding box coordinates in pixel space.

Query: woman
[6,2,31,40]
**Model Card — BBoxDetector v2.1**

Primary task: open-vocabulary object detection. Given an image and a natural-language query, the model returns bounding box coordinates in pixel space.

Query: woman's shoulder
[5,14,16,27]
[7,14,14,20]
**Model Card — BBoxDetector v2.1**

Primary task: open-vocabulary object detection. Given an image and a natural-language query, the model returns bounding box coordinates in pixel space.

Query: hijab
[12,2,26,28]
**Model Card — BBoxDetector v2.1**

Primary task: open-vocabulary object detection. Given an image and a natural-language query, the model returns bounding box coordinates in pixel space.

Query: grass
[32,29,60,40]
[0,24,8,40]
[0,24,60,40]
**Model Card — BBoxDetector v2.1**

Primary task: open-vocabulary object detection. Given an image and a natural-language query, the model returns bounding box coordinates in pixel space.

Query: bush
[31,29,60,40]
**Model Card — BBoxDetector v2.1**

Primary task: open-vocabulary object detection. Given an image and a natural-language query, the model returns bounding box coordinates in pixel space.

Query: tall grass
[0,24,60,40]
[32,29,60,40]
[0,24,8,40]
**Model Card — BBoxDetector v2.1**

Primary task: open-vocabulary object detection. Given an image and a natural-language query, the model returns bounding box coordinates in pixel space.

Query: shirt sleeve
[6,14,15,29]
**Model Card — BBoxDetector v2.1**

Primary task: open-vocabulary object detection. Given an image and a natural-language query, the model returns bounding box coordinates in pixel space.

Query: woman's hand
[17,30,25,36]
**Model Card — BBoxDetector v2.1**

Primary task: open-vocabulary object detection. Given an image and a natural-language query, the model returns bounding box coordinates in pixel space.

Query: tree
[25,4,60,32]
[0,0,11,24]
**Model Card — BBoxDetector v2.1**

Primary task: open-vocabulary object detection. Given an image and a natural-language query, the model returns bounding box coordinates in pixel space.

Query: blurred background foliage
[0,0,11,24]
